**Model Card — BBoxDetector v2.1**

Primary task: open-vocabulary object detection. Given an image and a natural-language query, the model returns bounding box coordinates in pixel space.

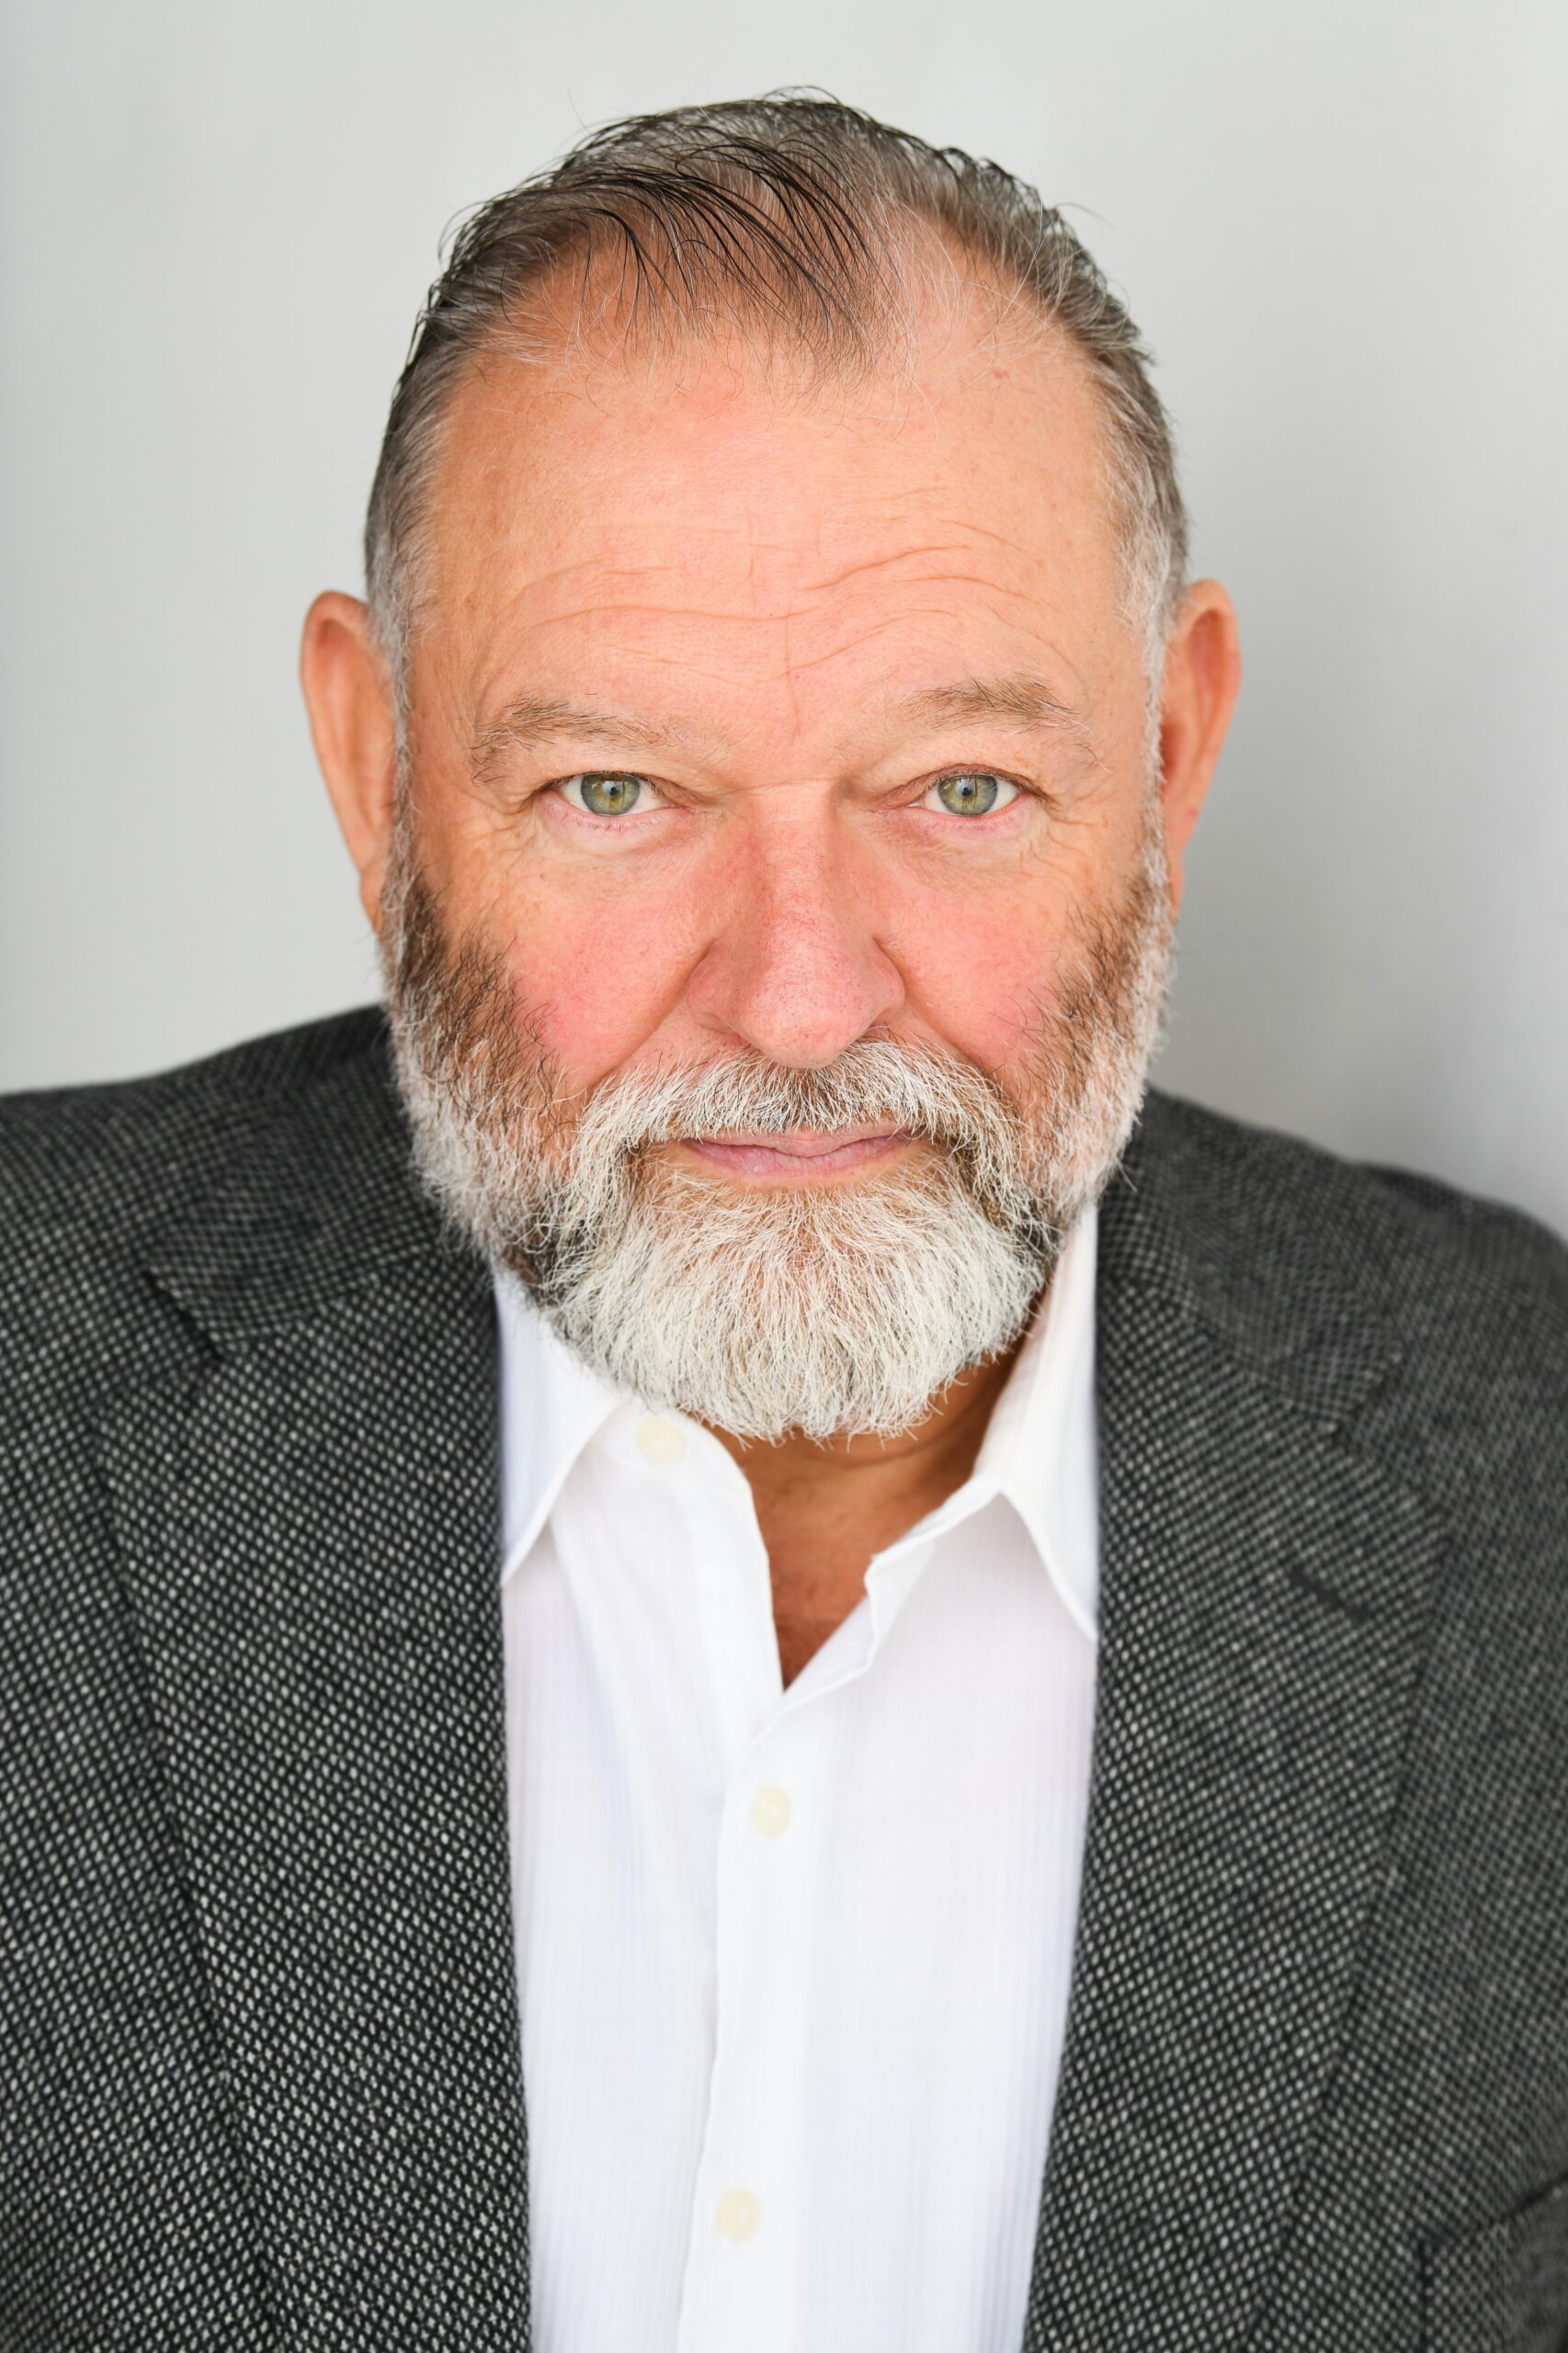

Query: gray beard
[381,807,1172,1441]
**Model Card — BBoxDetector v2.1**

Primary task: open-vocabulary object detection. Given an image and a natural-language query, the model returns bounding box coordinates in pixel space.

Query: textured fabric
[2,1004,1567,2351]
[494,1209,1097,2352]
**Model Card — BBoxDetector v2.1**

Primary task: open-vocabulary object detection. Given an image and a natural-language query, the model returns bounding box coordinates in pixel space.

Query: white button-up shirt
[497,1205,1101,2353]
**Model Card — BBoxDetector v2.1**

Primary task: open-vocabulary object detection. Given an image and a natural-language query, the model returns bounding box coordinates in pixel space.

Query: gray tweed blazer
[3,1007,1566,2352]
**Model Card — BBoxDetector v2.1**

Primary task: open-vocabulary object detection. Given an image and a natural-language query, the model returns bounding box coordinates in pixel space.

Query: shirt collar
[492,1200,1099,1643]
[970,1199,1099,1641]
[494,1268,625,1574]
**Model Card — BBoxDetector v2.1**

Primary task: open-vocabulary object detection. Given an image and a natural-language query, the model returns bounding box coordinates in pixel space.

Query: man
[2,91,1565,2353]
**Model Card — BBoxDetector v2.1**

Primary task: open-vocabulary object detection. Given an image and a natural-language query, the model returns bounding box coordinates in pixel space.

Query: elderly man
[3,93,1566,2353]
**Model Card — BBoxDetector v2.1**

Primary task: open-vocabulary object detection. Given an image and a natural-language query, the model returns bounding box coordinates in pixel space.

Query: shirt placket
[674,1595,877,2353]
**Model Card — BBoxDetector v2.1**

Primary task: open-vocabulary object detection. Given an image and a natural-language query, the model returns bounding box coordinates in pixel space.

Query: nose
[684,805,905,1066]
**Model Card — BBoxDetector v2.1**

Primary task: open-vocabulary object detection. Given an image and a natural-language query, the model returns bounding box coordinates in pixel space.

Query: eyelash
[550,767,1026,822]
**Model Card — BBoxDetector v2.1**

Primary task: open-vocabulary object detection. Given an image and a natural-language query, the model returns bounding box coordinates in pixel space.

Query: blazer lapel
[98,1044,531,2350]
[1022,1100,1448,2350]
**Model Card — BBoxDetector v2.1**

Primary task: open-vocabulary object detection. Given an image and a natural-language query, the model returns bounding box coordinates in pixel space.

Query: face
[304,284,1240,1437]
[400,311,1157,1094]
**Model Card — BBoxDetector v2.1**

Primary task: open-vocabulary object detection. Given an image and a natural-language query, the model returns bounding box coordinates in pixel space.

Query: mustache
[567,1040,1025,1158]
[547,1038,1050,1267]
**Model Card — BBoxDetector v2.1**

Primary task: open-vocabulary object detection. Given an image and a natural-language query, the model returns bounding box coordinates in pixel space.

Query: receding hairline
[364,96,1190,696]
[480,200,1053,367]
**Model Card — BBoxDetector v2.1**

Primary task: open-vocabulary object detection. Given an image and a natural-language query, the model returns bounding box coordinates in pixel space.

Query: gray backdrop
[3,0,1564,1233]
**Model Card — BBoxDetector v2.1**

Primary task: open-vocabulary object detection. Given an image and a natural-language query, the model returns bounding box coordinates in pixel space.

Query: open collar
[490,1204,1100,1647]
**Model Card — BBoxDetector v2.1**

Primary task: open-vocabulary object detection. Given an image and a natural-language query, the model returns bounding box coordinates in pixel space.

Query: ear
[1155,579,1242,915]
[300,591,400,934]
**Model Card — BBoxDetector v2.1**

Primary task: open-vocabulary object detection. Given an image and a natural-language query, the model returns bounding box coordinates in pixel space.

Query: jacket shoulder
[0,1006,386,1225]
[0,1008,390,1366]
[1134,1086,1568,1439]
[1142,1085,1564,1279]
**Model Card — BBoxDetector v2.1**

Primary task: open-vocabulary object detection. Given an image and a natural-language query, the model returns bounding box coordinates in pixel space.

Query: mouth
[671,1124,913,1185]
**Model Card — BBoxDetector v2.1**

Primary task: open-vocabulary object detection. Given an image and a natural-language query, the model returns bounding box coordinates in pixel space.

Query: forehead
[417,298,1131,736]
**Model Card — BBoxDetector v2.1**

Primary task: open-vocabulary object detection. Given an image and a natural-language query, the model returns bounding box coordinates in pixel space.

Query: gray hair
[364,93,1189,701]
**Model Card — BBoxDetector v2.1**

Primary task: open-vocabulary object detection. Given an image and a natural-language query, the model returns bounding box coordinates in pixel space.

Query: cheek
[891,881,1082,1074]
[497,887,699,1082]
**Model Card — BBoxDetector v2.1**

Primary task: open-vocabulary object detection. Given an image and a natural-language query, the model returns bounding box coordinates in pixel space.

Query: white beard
[383,809,1172,1442]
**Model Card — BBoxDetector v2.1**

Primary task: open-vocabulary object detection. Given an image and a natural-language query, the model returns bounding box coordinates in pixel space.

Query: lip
[675,1126,911,1183]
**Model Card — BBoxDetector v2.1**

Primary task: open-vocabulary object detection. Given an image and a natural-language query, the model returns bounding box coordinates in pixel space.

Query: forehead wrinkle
[791,537,1004,601]
[483,561,1044,659]
[930,511,1071,563]
[511,536,1032,625]
[767,582,1049,687]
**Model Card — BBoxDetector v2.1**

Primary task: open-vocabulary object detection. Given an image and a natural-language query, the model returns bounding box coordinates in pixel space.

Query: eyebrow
[894,675,1094,749]
[472,671,1094,780]
[472,694,688,780]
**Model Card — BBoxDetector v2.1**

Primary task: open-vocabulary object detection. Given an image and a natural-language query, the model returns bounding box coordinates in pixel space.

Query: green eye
[926,771,1017,816]
[562,772,650,818]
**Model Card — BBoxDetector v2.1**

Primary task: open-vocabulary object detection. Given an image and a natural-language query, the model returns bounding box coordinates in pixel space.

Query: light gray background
[3,0,1564,1231]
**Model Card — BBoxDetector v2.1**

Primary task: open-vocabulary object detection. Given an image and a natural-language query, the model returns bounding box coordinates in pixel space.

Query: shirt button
[636,1416,686,1465]
[751,1785,792,1837]
[716,2188,762,2241]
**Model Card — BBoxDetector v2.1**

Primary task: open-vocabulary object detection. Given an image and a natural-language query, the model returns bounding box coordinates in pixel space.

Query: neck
[707,1343,1022,1687]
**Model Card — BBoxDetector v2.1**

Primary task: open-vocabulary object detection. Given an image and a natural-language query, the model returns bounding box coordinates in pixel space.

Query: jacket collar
[104,1026,531,2347]
[1020,1093,1446,2349]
